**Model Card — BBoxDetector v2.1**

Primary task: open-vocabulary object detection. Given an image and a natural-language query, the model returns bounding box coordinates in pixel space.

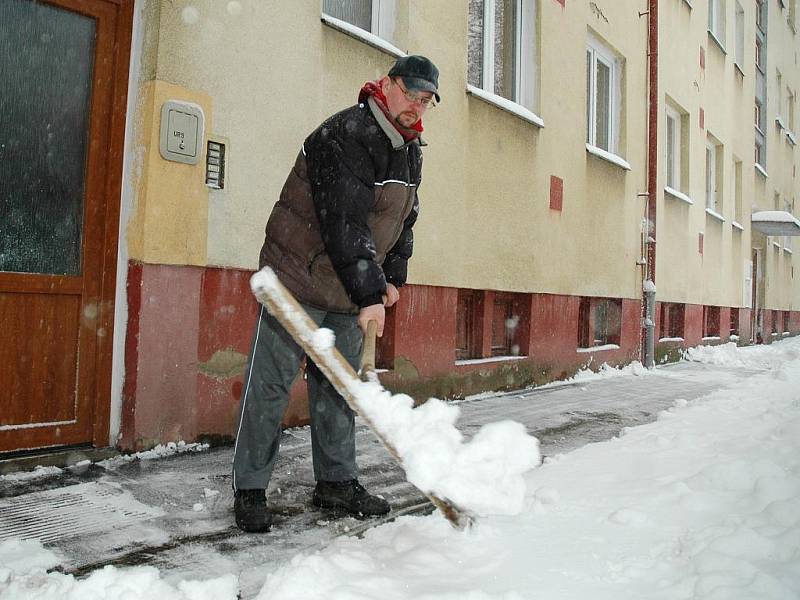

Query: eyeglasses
[393,78,436,108]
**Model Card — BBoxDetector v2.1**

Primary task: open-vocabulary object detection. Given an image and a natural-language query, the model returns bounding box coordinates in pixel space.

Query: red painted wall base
[120,262,800,451]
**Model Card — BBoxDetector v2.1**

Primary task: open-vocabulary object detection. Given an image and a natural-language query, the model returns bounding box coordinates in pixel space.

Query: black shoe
[312,479,390,516]
[234,489,272,532]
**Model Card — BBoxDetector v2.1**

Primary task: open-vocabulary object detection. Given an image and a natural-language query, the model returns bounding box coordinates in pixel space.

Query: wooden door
[0,0,132,453]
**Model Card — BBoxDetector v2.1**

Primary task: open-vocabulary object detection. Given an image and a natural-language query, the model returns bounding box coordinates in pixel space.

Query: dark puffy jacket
[259,97,422,313]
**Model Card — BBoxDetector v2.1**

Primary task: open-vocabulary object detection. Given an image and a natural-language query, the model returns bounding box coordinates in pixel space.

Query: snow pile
[0,465,63,483]
[685,339,799,369]
[568,360,649,384]
[99,441,209,469]
[251,268,541,517]
[0,539,237,600]
[259,337,800,600]
[357,383,540,516]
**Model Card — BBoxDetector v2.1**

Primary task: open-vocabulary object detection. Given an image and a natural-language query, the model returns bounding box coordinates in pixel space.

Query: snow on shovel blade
[250,267,475,530]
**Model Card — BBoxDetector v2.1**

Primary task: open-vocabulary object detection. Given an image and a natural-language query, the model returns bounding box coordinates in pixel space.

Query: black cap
[388,55,440,103]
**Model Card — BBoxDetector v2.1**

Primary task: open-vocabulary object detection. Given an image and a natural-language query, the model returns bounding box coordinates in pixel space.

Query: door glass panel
[0,0,96,275]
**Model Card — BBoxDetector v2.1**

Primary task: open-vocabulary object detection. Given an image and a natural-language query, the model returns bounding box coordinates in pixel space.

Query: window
[756,0,765,31]
[586,35,622,154]
[705,139,719,211]
[730,308,740,337]
[784,199,792,249]
[491,293,525,356]
[783,311,790,334]
[708,0,726,45]
[665,104,688,193]
[788,89,796,132]
[772,310,780,335]
[733,158,743,224]
[578,297,622,348]
[323,0,397,43]
[659,303,685,339]
[456,289,482,360]
[467,0,538,111]
[703,305,721,337]
[666,106,680,190]
[735,1,745,68]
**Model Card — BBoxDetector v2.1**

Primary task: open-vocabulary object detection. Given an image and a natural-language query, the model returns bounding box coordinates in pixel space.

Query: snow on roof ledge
[751,211,800,236]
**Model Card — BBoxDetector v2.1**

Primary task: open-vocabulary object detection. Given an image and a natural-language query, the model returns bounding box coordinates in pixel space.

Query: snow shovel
[250,267,473,530]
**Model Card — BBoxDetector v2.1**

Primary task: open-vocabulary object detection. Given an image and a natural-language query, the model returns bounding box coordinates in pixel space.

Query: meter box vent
[206,141,226,189]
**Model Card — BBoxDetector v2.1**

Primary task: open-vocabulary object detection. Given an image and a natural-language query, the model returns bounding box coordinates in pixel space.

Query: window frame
[468,0,538,113]
[586,34,621,155]
[705,140,718,211]
[321,0,400,52]
[734,0,745,68]
[708,0,726,47]
[665,105,681,191]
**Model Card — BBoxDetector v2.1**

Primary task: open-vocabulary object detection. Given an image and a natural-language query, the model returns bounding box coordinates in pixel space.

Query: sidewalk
[0,358,761,599]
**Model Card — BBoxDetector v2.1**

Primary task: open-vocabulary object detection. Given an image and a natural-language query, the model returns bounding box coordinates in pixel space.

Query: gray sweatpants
[231,303,364,491]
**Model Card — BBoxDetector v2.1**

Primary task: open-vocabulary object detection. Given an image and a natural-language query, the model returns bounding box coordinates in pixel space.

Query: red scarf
[358,80,423,142]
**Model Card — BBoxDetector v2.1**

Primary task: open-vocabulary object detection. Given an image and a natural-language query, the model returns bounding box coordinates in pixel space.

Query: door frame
[0,0,134,452]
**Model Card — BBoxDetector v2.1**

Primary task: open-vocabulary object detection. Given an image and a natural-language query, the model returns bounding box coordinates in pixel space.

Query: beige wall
[127,0,799,311]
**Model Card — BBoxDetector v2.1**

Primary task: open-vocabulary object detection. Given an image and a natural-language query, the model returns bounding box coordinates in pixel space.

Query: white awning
[751,211,800,236]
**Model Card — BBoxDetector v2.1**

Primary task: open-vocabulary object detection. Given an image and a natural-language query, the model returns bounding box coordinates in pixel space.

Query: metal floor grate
[0,481,163,544]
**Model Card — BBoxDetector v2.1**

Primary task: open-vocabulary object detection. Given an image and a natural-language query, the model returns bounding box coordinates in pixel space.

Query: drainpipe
[641,0,658,368]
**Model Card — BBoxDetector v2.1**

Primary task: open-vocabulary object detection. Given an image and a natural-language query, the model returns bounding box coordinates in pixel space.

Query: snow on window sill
[755,163,769,178]
[773,241,782,249]
[320,14,406,58]
[785,247,793,254]
[585,144,631,171]
[702,336,721,341]
[730,334,740,341]
[683,0,693,7]
[707,29,727,54]
[577,344,620,353]
[732,220,744,231]
[665,186,694,205]
[658,337,685,343]
[787,131,797,146]
[454,355,528,366]
[466,85,545,128]
[783,331,791,336]
[776,115,787,130]
[734,62,745,77]
[705,207,725,223]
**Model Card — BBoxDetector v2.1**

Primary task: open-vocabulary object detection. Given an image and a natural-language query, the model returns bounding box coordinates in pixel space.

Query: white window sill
[665,186,694,205]
[577,344,620,353]
[683,0,692,8]
[702,336,721,341]
[705,207,725,222]
[784,247,793,254]
[707,30,727,54]
[585,144,631,170]
[320,14,405,58]
[755,163,769,178]
[734,62,745,77]
[773,241,782,249]
[776,115,786,130]
[707,29,728,55]
[787,131,797,146]
[455,355,528,366]
[732,220,744,231]
[658,337,685,342]
[466,85,544,128]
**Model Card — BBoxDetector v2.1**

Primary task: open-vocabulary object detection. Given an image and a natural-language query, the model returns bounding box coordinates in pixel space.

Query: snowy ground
[1,338,799,599]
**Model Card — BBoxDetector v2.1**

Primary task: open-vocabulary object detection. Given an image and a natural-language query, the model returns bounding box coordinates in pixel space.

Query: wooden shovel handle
[360,320,378,380]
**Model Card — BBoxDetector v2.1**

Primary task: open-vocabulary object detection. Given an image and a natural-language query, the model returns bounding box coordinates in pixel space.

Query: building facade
[1,0,798,455]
